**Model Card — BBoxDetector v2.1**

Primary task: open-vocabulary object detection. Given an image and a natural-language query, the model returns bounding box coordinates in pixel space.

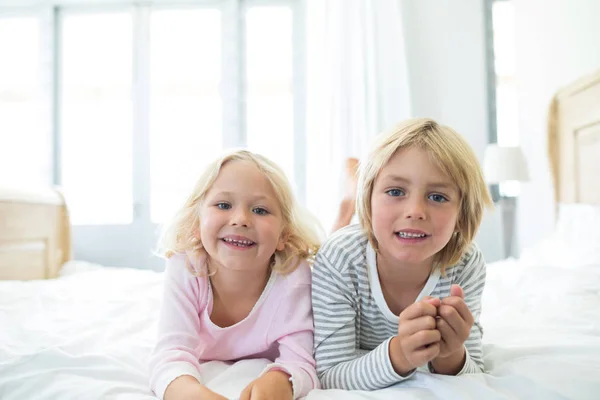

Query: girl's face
[199,160,286,273]
[370,146,460,269]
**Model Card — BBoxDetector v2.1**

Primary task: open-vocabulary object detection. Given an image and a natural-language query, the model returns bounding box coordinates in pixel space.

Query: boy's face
[370,146,460,269]
[199,160,286,273]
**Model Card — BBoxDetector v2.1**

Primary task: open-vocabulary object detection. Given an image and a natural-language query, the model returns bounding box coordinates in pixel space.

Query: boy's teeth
[397,232,426,238]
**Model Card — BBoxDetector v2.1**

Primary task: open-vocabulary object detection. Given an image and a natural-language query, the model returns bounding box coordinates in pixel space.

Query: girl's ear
[276,231,289,252]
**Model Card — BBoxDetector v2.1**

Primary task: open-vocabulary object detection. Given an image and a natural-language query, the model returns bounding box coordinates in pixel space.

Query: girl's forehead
[206,162,282,201]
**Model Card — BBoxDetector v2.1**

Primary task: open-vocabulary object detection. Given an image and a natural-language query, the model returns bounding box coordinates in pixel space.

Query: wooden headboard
[548,68,600,205]
[0,187,71,280]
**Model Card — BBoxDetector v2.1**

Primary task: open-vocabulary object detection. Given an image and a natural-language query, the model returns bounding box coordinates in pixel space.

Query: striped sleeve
[455,246,486,374]
[311,243,413,390]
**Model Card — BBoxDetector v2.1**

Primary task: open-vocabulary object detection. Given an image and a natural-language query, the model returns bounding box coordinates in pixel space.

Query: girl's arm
[312,247,414,390]
[259,262,319,399]
[148,254,208,400]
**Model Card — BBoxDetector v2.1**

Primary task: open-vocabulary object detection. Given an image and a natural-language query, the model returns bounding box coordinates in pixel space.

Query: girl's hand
[239,370,293,400]
[164,375,227,400]
[198,384,228,400]
[390,297,442,376]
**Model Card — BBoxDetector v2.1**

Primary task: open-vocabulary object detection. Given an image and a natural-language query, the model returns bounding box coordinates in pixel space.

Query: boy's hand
[239,370,293,400]
[431,284,472,374]
[390,297,442,376]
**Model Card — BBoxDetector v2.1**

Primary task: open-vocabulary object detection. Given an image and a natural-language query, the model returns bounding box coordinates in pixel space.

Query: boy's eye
[429,194,448,203]
[386,188,405,197]
[253,207,269,216]
[216,202,231,210]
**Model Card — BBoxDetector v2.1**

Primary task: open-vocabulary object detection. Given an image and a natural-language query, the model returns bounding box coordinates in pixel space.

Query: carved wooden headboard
[548,69,600,205]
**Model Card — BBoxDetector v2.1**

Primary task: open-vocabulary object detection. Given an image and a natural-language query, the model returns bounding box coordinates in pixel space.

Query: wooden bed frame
[0,187,71,280]
[1,69,599,280]
[548,68,600,205]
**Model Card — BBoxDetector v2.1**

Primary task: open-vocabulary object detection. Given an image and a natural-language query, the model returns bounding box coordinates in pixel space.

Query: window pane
[492,1,515,77]
[245,7,295,186]
[149,9,222,223]
[0,17,51,187]
[496,80,519,147]
[60,13,133,225]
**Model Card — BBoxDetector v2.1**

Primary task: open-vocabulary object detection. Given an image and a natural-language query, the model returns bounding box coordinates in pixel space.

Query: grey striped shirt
[312,224,485,390]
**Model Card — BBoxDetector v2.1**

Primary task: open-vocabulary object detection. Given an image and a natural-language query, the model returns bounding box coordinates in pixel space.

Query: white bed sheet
[1,259,599,400]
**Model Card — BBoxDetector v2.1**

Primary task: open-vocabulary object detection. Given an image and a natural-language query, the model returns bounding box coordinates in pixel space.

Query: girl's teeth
[223,238,254,246]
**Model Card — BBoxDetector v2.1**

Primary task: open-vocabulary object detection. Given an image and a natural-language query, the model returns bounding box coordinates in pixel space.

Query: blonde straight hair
[356,118,493,272]
[158,149,323,275]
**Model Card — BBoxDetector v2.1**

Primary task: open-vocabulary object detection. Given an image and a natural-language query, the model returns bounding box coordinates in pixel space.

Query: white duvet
[1,258,600,400]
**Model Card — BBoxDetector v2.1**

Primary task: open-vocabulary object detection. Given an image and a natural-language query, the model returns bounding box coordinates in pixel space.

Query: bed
[1,71,600,399]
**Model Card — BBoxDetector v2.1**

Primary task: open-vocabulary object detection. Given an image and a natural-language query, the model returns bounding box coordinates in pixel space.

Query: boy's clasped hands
[390,284,474,376]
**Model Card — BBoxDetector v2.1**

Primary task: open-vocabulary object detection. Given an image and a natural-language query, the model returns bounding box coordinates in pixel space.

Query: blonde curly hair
[158,149,323,276]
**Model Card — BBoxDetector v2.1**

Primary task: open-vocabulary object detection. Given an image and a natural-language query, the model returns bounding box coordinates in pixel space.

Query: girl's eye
[253,207,269,216]
[429,194,448,203]
[216,202,231,210]
[386,189,405,197]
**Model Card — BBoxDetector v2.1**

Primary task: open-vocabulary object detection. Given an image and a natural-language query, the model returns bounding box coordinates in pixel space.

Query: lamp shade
[483,144,529,184]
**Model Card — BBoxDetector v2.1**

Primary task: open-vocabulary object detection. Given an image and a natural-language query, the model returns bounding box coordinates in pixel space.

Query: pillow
[520,203,600,267]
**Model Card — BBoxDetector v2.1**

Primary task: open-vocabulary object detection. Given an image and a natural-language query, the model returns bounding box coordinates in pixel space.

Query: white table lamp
[483,145,529,184]
[483,144,529,259]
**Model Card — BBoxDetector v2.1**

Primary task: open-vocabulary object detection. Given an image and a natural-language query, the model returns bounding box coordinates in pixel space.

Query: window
[0,15,51,187]
[149,8,222,222]
[60,12,133,224]
[245,6,295,185]
[0,1,303,268]
[491,0,520,196]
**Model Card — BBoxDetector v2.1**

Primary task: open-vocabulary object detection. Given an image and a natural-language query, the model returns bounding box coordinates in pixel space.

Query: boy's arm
[312,250,415,390]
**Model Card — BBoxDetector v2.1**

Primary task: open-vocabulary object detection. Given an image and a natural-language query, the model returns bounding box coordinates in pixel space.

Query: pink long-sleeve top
[148,253,318,399]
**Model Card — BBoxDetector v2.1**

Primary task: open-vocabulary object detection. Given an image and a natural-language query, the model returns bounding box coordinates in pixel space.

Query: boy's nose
[405,198,426,220]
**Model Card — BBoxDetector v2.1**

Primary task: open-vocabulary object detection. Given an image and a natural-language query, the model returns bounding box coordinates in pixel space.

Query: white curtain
[305,0,412,231]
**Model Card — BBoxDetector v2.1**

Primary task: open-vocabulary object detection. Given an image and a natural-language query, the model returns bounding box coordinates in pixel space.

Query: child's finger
[406,329,441,352]
[441,297,474,326]
[422,296,441,307]
[438,304,463,334]
[400,315,437,336]
[239,385,252,400]
[399,300,438,321]
[450,284,464,299]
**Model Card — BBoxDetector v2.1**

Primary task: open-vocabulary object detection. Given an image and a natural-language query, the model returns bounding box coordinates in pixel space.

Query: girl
[312,118,493,390]
[149,150,322,400]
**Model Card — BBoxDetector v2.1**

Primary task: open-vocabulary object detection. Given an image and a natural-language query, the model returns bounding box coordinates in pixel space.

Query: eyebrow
[210,191,272,202]
[385,176,455,191]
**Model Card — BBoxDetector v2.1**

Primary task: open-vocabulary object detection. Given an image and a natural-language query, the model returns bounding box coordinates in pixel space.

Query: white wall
[400,0,504,262]
[515,0,600,251]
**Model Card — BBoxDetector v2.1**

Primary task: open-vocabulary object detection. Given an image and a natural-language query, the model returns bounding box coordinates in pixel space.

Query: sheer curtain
[305,0,412,230]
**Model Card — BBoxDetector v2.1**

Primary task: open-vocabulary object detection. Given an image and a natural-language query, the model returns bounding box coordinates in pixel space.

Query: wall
[515,0,600,251]
[400,0,504,262]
